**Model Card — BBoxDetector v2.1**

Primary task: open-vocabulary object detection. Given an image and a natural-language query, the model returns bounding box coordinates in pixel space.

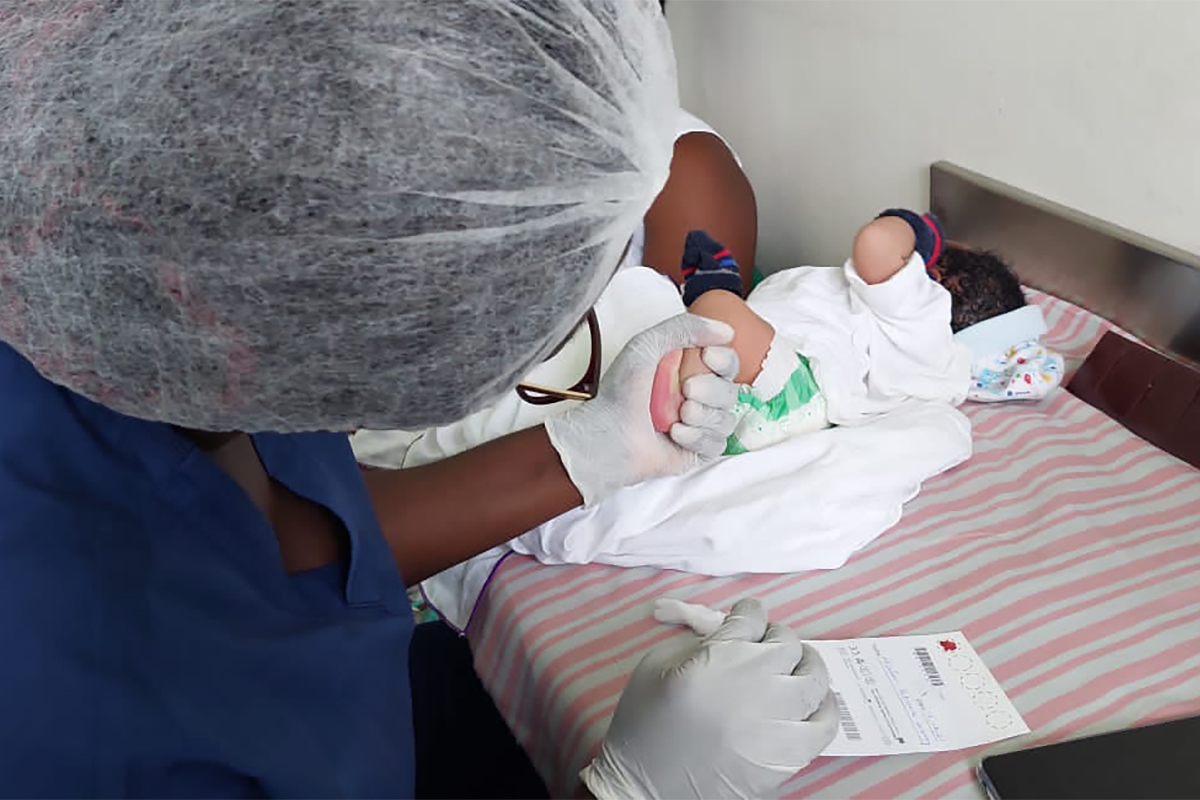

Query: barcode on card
[832,691,862,741]
[914,646,945,687]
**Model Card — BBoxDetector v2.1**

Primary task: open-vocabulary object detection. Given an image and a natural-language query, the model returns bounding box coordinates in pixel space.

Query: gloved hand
[581,598,839,800]
[545,313,739,506]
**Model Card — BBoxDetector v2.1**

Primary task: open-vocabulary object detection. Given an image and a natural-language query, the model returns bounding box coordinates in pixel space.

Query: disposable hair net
[0,0,678,431]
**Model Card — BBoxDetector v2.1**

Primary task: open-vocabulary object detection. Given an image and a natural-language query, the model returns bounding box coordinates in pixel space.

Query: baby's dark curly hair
[932,246,1027,333]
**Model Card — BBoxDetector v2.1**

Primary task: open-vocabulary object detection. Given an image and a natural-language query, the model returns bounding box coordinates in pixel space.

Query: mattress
[465,290,1200,798]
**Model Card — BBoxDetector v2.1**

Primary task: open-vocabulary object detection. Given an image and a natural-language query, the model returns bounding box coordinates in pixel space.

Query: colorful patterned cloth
[955,304,1065,403]
[968,339,1064,402]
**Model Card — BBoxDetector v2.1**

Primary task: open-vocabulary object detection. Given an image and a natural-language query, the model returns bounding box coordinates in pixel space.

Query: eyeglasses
[515,308,601,404]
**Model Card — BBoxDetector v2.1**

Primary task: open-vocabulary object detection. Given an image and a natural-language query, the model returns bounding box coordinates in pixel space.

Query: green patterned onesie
[724,336,830,455]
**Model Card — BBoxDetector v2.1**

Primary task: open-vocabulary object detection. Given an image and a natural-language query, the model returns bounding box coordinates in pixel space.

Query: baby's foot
[649,349,683,433]
[650,231,746,433]
[681,229,744,306]
[875,209,945,270]
[649,346,711,433]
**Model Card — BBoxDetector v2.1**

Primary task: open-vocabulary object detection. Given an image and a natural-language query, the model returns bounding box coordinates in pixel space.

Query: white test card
[809,631,1029,756]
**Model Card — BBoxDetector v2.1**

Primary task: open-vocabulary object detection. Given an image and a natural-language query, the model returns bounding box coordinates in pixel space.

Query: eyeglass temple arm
[515,382,595,401]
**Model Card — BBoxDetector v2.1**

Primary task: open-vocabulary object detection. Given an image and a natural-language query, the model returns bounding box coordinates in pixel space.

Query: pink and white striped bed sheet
[467,290,1200,798]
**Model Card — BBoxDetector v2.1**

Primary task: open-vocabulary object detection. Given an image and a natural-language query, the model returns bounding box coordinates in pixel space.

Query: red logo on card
[939,639,958,652]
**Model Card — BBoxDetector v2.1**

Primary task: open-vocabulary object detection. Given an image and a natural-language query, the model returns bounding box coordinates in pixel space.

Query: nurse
[0,1,836,797]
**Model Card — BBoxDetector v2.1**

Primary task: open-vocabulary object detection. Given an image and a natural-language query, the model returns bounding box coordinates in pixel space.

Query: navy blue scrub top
[0,343,416,797]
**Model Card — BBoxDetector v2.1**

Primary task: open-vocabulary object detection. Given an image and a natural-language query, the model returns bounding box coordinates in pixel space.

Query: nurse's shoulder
[0,343,258,796]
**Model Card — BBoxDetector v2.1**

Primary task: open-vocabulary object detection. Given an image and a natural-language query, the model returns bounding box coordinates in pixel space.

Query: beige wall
[667,0,1200,271]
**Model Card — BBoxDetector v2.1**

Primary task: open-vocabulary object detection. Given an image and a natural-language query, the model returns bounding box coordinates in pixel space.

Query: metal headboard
[930,161,1200,365]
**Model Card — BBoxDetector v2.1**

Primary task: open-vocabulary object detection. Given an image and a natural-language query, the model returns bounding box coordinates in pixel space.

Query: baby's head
[930,245,1027,333]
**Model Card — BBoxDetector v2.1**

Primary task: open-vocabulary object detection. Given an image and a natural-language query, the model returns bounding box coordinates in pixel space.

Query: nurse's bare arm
[641,132,757,288]
[362,427,581,586]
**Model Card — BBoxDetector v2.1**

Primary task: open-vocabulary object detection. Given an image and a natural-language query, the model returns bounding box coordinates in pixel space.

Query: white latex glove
[581,598,839,800]
[545,313,739,506]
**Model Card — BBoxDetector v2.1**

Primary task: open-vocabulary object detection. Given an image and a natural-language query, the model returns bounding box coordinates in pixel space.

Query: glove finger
[679,399,737,436]
[682,371,738,410]
[632,634,703,680]
[752,638,811,685]
[761,669,830,727]
[699,344,739,380]
[804,689,841,751]
[785,643,833,719]
[703,597,768,643]
[645,313,735,354]
[668,422,728,459]
[762,621,800,644]
[753,690,840,773]
[792,642,831,684]
[761,625,821,690]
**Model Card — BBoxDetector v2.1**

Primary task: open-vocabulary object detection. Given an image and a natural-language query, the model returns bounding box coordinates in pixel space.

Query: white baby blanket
[421,398,971,628]
[368,264,979,629]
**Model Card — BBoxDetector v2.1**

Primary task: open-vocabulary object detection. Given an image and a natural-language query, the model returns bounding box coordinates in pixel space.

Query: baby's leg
[681,230,744,305]
[853,209,944,284]
[681,290,774,386]
[678,230,773,386]
[650,231,773,432]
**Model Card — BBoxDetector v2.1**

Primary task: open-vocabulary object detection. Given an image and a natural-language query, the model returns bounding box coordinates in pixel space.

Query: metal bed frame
[930,161,1200,366]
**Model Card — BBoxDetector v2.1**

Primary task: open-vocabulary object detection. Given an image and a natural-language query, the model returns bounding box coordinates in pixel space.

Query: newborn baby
[652,211,1061,453]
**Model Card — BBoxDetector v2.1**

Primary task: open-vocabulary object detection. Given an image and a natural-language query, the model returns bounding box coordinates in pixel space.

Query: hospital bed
[462,163,1200,797]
